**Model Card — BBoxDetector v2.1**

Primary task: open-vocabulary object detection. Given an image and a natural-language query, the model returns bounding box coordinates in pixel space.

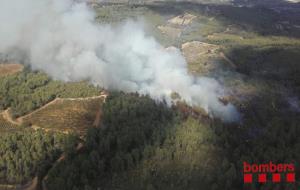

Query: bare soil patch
[157,13,197,39]
[0,94,107,134]
[157,25,182,38]
[168,13,197,26]
[181,41,220,74]
[0,63,24,77]
[21,96,105,134]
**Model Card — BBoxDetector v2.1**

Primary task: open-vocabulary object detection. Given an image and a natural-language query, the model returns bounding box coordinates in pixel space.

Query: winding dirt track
[1,109,21,125]
[11,94,108,190]
[1,94,108,127]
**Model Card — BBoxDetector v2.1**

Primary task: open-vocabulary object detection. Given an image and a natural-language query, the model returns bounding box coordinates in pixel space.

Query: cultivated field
[22,97,104,134]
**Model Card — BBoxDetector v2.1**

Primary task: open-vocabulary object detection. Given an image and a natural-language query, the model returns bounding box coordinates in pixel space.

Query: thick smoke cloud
[0,0,240,122]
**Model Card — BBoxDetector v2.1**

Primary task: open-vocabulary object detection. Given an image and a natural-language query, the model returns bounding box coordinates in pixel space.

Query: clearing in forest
[0,63,24,77]
[21,96,105,134]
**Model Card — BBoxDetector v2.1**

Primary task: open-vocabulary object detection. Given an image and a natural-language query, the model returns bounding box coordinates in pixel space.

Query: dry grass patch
[157,25,182,39]
[22,97,104,134]
[181,41,221,74]
[0,63,24,77]
[157,13,197,41]
[168,13,197,26]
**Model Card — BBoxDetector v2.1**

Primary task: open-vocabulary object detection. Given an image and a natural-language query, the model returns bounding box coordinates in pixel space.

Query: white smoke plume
[0,0,240,122]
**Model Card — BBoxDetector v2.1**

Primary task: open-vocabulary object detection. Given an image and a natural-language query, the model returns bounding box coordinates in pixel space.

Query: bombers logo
[243,162,296,183]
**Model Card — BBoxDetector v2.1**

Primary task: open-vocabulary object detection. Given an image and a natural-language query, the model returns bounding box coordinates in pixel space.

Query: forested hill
[44,92,300,190]
[0,82,299,189]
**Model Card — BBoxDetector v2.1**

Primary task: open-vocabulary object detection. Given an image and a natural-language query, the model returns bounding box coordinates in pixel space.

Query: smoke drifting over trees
[0,0,239,122]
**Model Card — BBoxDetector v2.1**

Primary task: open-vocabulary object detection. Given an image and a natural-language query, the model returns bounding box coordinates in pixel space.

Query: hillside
[0,0,300,190]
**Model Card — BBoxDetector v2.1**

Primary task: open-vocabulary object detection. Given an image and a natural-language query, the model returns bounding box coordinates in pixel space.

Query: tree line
[0,68,100,117]
[0,130,68,184]
[44,92,300,190]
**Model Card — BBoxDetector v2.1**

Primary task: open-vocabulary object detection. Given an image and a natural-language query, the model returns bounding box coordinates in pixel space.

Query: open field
[206,33,300,47]
[0,63,23,77]
[181,41,221,74]
[22,97,104,134]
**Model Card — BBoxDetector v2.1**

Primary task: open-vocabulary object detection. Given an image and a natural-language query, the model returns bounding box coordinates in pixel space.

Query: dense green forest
[43,92,300,190]
[0,130,69,184]
[0,68,100,117]
[45,92,176,189]
[0,80,299,189]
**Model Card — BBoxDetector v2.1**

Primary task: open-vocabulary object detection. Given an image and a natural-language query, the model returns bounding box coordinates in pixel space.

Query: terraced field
[22,97,104,134]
